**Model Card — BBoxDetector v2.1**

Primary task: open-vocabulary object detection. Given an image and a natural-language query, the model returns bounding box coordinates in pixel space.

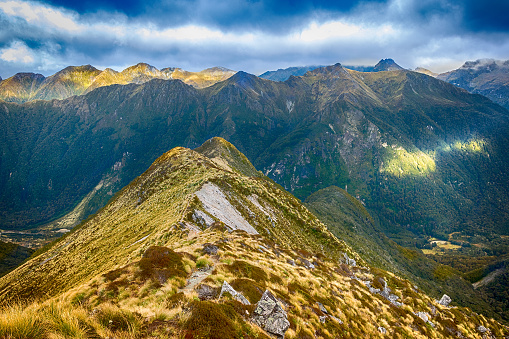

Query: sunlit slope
[305,186,497,320]
[0,139,507,338]
[0,64,235,103]
[0,138,352,302]
[1,64,508,243]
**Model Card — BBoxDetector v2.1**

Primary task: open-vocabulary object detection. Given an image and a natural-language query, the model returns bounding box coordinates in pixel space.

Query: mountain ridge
[437,58,509,109]
[0,138,507,337]
[0,63,235,103]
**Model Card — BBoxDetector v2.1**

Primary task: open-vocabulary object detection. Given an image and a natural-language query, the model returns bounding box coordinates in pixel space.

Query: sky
[0,0,509,78]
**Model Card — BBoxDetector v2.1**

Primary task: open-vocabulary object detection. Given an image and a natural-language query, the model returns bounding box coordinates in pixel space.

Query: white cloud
[0,41,34,63]
[0,0,508,77]
[0,0,81,32]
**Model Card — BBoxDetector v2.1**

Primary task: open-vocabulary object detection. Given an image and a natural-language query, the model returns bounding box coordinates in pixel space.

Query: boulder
[438,294,452,307]
[196,284,218,301]
[477,325,488,333]
[344,253,356,267]
[317,302,328,314]
[300,258,315,269]
[218,281,250,305]
[414,312,429,322]
[252,290,290,338]
[202,243,219,255]
[378,326,387,334]
[330,315,343,324]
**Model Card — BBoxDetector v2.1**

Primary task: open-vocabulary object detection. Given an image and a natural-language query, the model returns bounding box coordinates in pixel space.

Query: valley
[0,60,508,335]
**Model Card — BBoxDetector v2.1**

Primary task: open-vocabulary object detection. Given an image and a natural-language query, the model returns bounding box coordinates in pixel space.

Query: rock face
[218,281,250,305]
[252,290,290,338]
[438,294,452,307]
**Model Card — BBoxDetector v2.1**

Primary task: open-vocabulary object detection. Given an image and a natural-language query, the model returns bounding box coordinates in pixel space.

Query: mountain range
[0,64,235,103]
[1,60,509,327]
[437,59,509,110]
[0,137,506,338]
[261,58,509,112]
[259,58,405,81]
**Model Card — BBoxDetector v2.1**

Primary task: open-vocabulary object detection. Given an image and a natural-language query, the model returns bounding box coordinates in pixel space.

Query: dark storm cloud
[1,0,509,78]
[40,0,386,33]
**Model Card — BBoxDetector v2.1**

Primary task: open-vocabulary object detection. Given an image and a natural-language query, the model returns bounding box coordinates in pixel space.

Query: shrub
[0,304,46,339]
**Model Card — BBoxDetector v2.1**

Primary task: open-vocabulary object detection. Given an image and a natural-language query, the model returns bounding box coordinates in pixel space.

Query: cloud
[0,40,34,63]
[0,0,508,78]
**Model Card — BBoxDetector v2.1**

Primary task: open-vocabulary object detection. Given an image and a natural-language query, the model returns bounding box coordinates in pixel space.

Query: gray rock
[317,302,328,314]
[478,325,488,333]
[300,258,315,269]
[368,278,402,306]
[438,294,452,307]
[202,243,219,255]
[319,315,327,323]
[218,281,250,305]
[344,253,356,267]
[286,259,296,266]
[252,290,290,338]
[414,311,430,322]
[378,326,387,334]
[196,284,218,300]
[330,315,343,324]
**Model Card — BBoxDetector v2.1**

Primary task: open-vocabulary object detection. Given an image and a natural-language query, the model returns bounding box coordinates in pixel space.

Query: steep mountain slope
[0,138,506,338]
[0,73,45,103]
[0,241,33,278]
[437,59,509,109]
[34,65,102,101]
[0,64,235,103]
[304,187,502,321]
[1,64,508,244]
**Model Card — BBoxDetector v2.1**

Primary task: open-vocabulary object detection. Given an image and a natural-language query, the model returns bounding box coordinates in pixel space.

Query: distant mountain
[0,138,506,337]
[0,64,235,103]
[2,64,508,242]
[414,67,438,77]
[373,58,405,72]
[437,59,509,110]
[258,59,404,82]
[0,72,45,103]
[259,65,321,81]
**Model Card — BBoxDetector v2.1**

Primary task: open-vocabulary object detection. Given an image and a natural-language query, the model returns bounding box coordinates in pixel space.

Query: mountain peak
[460,58,509,70]
[201,66,235,74]
[122,62,159,74]
[195,137,261,177]
[226,71,261,90]
[53,64,100,76]
[373,58,404,72]
[305,63,354,80]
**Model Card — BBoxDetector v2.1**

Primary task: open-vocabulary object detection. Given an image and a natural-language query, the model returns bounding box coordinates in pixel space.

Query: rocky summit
[0,138,507,338]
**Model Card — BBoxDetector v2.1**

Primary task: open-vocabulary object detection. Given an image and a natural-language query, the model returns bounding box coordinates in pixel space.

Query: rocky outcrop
[252,290,290,338]
[438,294,452,307]
[364,277,402,306]
[343,253,356,267]
[218,281,250,305]
[196,284,218,300]
[202,243,218,255]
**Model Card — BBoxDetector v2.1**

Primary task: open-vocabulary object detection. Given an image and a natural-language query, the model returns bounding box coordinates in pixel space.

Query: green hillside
[0,138,506,338]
